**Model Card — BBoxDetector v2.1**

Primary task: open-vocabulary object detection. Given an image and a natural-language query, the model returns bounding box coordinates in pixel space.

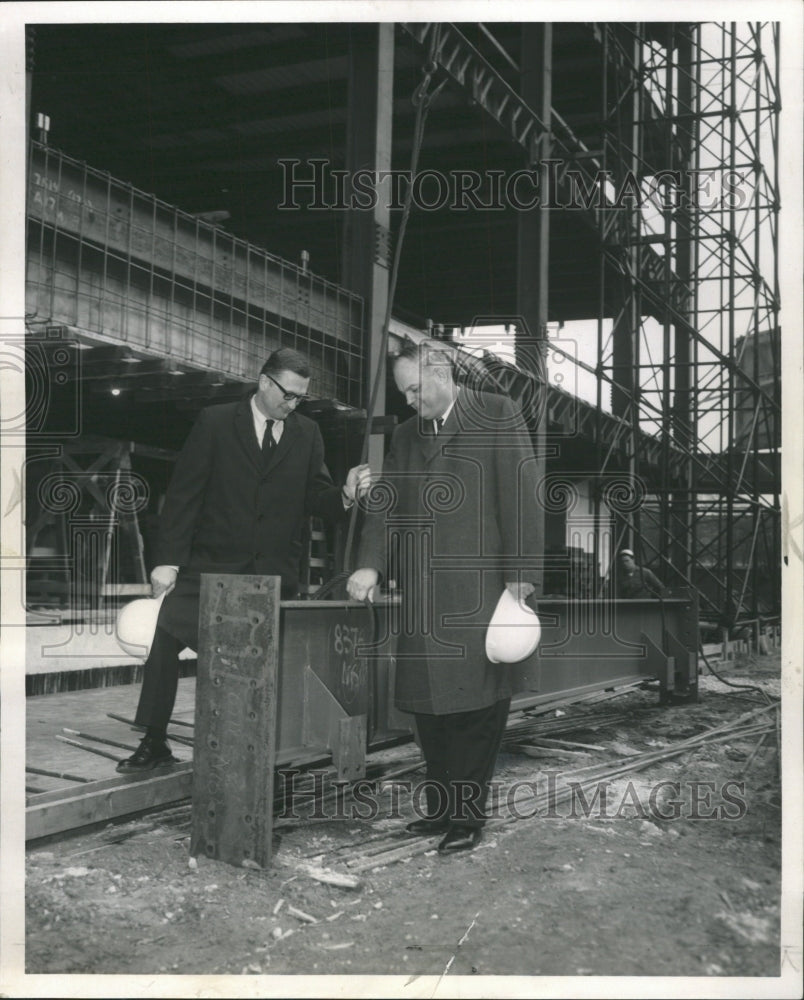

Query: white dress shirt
[434,396,457,434]
[251,393,283,447]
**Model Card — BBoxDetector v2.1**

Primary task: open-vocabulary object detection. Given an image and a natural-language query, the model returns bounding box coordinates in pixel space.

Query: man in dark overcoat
[117,347,370,772]
[347,339,541,853]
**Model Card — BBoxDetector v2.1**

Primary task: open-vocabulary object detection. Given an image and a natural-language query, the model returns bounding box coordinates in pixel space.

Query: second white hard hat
[485,588,542,664]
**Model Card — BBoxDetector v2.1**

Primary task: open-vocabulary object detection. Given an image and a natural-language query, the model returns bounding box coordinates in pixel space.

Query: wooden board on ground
[26,763,194,841]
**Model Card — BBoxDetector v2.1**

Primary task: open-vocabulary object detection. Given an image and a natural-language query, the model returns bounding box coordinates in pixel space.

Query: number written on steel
[332,622,366,707]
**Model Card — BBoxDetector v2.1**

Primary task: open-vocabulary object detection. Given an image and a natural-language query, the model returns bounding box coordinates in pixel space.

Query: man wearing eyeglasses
[117,347,371,773]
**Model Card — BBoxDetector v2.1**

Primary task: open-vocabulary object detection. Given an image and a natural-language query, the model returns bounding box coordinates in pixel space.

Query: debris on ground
[24,651,784,979]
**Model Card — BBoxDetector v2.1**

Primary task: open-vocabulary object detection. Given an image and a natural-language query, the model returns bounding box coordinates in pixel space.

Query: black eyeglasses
[263,373,310,403]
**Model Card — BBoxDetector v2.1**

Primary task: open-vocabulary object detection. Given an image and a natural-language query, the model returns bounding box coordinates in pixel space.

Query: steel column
[515,23,551,598]
[191,574,281,869]
[340,23,395,471]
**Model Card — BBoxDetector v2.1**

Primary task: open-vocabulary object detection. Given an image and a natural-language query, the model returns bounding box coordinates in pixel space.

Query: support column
[341,24,395,473]
[191,574,281,869]
[609,28,643,553]
[515,24,552,597]
[671,26,696,582]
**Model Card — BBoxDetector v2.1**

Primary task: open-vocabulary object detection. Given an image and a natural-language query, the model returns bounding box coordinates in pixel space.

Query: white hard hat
[485,588,542,664]
[116,593,166,659]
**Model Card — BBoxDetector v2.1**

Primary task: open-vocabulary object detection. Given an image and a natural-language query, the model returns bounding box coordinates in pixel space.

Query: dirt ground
[22,650,792,992]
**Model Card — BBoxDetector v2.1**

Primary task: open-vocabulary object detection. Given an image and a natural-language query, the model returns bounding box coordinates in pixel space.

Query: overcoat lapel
[418,394,462,464]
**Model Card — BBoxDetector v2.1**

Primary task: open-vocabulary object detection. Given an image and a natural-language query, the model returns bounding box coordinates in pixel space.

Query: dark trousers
[133,577,203,734]
[414,697,510,829]
[135,625,187,733]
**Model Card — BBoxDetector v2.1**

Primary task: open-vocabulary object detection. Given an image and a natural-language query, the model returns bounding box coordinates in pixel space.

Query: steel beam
[191,574,281,869]
[398,22,683,321]
[515,23,551,597]
[27,144,363,387]
[340,23,395,468]
[26,588,698,843]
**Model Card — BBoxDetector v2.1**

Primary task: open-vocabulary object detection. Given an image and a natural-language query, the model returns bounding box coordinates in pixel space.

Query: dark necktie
[262,419,274,454]
[434,417,444,435]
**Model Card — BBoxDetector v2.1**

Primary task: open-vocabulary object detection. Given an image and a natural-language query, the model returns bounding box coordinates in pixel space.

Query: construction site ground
[23,649,788,990]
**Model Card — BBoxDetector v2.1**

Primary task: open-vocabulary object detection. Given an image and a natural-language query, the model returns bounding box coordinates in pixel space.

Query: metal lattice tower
[591,22,781,630]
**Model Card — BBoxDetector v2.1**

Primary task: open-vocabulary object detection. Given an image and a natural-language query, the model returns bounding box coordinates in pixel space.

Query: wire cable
[698,641,776,704]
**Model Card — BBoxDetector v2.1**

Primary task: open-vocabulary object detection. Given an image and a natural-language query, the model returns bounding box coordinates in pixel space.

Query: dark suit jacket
[154,394,345,645]
[357,389,541,715]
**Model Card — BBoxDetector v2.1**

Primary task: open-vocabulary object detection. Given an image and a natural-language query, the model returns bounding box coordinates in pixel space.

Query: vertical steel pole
[515,23,551,598]
[191,574,281,869]
[672,25,696,586]
[340,23,395,475]
[725,24,737,624]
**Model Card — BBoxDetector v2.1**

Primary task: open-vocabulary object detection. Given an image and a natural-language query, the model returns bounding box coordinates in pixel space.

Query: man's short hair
[392,337,457,375]
[260,348,311,379]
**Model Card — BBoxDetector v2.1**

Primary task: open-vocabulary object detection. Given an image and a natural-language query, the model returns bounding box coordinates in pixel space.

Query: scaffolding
[585,22,781,630]
[401,21,781,629]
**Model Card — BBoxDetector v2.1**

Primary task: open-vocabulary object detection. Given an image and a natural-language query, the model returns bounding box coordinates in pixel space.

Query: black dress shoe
[116,735,177,774]
[437,825,482,854]
[405,816,449,836]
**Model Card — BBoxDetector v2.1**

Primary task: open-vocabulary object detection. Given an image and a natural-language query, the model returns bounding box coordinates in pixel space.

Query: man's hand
[151,565,178,598]
[505,581,535,603]
[343,463,373,503]
[347,568,379,603]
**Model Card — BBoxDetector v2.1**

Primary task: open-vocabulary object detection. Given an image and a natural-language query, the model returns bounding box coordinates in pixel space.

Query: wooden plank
[26,764,194,841]
[190,574,280,869]
[333,714,367,782]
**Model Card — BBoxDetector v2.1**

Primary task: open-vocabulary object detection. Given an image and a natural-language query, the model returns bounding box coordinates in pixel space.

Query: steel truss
[588,22,781,631]
[402,21,781,632]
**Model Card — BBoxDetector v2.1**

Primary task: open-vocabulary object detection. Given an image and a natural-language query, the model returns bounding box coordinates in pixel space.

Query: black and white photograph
[1,2,802,997]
